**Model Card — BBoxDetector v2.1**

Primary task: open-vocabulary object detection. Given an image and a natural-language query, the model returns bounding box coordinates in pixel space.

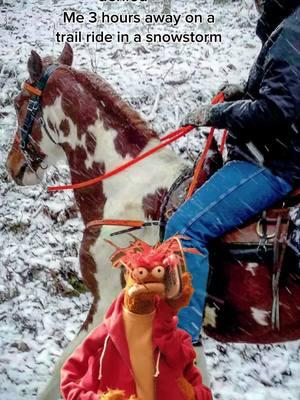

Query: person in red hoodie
[60,237,212,400]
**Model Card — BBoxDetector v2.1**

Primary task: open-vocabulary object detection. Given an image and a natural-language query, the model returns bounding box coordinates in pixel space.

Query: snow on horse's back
[6,43,185,400]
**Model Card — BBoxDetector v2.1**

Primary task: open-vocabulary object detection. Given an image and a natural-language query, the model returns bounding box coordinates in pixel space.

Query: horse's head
[6,44,73,185]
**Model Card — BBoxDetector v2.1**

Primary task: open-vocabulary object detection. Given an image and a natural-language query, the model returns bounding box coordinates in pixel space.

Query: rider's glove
[218,82,246,101]
[181,104,213,127]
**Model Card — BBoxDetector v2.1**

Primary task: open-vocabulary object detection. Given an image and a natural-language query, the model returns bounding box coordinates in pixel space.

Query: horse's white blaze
[245,262,259,276]
[250,307,270,326]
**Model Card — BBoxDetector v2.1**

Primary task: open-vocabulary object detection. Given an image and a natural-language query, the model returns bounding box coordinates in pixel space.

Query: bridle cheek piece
[19,64,59,168]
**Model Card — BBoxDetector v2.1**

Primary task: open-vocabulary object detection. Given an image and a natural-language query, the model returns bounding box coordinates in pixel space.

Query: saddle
[159,144,300,343]
[220,189,300,273]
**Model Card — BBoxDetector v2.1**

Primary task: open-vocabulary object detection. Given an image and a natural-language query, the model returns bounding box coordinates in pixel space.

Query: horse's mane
[66,66,158,143]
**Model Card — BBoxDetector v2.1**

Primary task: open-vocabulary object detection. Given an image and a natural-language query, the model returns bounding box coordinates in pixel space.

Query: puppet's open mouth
[127,282,165,297]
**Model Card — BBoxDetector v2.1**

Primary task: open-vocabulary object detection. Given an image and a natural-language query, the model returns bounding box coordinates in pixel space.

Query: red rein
[48,93,225,192]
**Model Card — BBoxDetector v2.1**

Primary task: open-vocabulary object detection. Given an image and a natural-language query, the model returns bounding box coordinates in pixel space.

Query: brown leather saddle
[221,188,300,257]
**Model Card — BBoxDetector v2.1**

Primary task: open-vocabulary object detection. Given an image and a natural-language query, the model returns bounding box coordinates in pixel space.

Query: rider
[164,0,300,344]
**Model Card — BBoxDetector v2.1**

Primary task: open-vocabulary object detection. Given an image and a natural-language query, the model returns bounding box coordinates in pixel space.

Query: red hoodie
[60,292,212,400]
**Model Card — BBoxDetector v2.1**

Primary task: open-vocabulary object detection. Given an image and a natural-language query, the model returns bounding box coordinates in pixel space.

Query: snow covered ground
[0,0,299,399]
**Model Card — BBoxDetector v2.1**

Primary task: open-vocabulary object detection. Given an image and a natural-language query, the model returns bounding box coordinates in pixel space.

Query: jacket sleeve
[183,363,212,400]
[208,26,300,139]
[180,333,213,400]
[153,300,188,367]
[60,325,107,400]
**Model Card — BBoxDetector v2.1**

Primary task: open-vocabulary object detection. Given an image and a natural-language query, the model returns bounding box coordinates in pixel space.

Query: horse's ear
[58,43,73,66]
[28,50,43,82]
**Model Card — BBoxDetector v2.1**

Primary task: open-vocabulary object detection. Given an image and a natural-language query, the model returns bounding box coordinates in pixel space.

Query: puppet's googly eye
[133,267,148,280]
[151,266,165,279]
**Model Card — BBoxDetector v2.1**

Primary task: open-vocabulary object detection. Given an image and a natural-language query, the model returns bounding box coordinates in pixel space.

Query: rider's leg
[164,160,292,342]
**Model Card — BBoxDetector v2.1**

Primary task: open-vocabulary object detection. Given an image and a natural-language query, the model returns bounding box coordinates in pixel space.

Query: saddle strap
[271,211,291,331]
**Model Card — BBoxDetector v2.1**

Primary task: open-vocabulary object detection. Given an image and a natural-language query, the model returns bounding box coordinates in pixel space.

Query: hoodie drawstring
[99,336,160,381]
[154,350,161,378]
[98,334,110,381]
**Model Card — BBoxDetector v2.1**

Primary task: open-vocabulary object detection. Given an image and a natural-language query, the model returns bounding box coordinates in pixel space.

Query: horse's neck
[68,127,182,227]
[43,67,183,226]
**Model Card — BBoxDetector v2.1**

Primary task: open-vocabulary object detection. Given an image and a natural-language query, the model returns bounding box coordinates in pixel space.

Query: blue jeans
[164,161,292,343]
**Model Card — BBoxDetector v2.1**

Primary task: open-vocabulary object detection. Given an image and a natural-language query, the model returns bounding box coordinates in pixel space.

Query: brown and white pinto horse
[6,44,300,399]
[6,44,188,400]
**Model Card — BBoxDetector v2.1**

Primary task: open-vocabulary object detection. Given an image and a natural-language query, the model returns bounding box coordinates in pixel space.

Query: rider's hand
[181,104,213,127]
[218,82,245,101]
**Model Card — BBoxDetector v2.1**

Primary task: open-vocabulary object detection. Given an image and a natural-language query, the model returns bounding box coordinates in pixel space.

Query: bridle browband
[20,64,59,162]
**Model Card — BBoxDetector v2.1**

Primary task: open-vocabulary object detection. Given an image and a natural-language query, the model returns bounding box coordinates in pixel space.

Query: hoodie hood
[102,291,132,368]
[256,0,299,42]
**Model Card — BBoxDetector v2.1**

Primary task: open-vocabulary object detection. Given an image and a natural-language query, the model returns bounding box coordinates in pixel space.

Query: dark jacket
[209,2,300,186]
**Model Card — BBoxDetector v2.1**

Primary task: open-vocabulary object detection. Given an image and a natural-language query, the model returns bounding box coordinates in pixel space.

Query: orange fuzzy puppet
[60,236,212,400]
